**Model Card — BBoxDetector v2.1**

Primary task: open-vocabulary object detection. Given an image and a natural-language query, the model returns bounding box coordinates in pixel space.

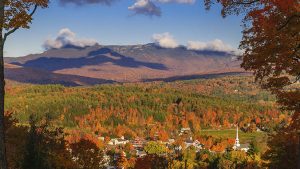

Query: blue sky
[5,0,243,57]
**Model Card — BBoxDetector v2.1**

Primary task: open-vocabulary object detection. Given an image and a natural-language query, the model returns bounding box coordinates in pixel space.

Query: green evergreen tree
[22,115,49,169]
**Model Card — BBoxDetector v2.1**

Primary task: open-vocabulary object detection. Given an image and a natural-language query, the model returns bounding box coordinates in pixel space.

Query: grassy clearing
[199,129,267,143]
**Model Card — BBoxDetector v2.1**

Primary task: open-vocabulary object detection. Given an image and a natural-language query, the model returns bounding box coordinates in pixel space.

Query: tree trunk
[298,130,300,169]
[0,44,7,169]
[0,42,7,169]
[0,0,7,168]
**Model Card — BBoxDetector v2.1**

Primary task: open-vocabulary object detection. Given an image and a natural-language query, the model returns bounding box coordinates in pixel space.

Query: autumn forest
[2,75,293,168]
[0,0,299,168]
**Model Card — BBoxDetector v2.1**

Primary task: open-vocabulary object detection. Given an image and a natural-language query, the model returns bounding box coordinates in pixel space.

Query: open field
[199,129,267,143]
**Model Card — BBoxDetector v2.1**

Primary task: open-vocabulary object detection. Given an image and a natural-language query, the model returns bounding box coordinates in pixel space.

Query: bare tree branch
[233,0,260,5]
[277,14,300,31]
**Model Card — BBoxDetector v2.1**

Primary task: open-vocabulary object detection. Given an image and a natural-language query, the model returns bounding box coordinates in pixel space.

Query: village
[98,126,251,168]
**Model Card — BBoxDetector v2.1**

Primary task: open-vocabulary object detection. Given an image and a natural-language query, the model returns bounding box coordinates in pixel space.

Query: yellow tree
[0,0,48,168]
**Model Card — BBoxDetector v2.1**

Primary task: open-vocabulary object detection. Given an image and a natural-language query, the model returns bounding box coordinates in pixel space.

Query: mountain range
[4,43,245,86]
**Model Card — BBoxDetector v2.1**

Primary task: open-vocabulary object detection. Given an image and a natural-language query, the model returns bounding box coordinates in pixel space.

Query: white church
[232,126,250,152]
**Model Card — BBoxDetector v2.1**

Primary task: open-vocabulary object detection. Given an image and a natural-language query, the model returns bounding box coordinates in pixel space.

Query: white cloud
[128,0,161,17]
[187,39,240,54]
[128,0,196,17]
[152,32,179,48]
[43,28,98,50]
[156,0,195,4]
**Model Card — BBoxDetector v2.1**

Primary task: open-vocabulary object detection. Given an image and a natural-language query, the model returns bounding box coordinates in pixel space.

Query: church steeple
[233,125,240,150]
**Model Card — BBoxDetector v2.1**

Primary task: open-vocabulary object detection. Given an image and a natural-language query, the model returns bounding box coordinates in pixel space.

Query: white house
[168,139,175,144]
[179,128,191,136]
[108,136,129,146]
[98,136,105,141]
[184,137,203,150]
[136,150,147,157]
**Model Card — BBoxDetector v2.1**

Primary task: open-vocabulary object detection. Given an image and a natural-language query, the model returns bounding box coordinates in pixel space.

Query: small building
[132,137,145,149]
[168,139,175,144]
[108,136,129,146]
[174,145,182,153]
[136,150,147,157]
[98,136,105,141]
[179,128,191,135]
[184,137,203,150]
[239,143,250,152]
[184,137,194,148]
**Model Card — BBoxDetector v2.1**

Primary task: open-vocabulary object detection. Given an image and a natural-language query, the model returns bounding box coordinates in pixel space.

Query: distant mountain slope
[4,43,244,84]
[4,63,114,86]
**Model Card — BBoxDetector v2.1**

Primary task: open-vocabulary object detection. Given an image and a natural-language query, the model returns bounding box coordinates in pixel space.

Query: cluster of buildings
[105,126,249,155]
[101,126,250,168]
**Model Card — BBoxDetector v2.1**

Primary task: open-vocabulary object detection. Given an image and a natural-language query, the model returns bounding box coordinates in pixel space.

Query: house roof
[239,143,250,149]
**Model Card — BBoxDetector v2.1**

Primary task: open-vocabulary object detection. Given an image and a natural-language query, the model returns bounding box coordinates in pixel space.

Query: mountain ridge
[4,43,244,85]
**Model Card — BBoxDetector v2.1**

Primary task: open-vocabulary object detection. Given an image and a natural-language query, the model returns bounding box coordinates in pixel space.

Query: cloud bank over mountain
[43,29,239,55]
[151,32,240,54]
[43,28,98,50]
[152,32,179,48]
[187,39,237,52]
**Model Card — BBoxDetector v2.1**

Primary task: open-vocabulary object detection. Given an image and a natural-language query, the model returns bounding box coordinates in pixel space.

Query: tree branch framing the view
[204,0,300,168]
[0,0,48,168]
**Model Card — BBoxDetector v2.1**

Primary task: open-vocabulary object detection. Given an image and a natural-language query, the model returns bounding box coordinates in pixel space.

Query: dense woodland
[3,75,293,168]
[5,76,287,133]
[0,0,297,167]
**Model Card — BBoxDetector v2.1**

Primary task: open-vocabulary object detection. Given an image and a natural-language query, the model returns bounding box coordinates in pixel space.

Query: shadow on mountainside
[5,66,115,86]
[12,48,168,72]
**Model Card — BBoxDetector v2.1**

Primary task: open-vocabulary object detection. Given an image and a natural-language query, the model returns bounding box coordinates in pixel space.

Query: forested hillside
[3,75,292,168]
[5,75,288,139]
